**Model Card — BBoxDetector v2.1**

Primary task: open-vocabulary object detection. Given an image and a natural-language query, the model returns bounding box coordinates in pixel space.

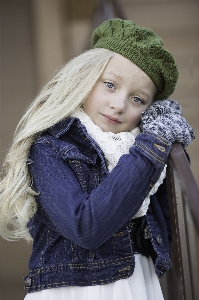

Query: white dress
[25,110,165,300]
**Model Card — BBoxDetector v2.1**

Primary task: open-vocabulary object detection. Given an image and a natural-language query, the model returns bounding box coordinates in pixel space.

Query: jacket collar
[48,117,77,138]
[48,117,109,174]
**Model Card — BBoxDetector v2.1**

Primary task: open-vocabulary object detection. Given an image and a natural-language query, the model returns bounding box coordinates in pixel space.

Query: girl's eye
[132,96,144,105]
[105,82,115,90]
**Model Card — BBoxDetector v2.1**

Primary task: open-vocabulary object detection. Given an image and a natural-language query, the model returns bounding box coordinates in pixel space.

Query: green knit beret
[91,18,179,100]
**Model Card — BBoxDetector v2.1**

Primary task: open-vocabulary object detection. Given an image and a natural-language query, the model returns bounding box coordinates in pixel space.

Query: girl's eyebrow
[103,72,123,80]
[140,91,151,102]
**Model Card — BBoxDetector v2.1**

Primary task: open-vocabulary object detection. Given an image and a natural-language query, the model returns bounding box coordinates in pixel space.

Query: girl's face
[83,53,157,133]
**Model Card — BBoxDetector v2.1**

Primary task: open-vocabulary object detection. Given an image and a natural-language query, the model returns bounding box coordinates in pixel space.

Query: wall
[0,1,199,299]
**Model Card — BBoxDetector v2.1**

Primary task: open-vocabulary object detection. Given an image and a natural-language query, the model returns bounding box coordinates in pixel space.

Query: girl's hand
[142,113,195,148]
[140,99,182,129]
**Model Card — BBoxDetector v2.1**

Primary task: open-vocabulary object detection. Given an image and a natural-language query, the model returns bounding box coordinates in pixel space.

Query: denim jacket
[24,117,172,293]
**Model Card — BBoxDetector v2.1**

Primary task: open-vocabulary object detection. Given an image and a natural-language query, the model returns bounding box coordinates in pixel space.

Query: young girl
[0,18,194,300]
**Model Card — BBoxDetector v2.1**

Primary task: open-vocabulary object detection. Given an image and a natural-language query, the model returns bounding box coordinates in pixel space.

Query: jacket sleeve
[29,132,171,250]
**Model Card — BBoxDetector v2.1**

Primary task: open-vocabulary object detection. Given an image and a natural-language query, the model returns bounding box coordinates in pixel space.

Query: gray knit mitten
[141,100,195,148]
[140,99,182,127]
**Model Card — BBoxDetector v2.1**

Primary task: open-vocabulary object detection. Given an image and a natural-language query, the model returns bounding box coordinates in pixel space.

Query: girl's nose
[110,95,127,113]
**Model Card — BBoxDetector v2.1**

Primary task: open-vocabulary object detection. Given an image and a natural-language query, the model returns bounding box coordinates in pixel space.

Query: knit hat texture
[91,18,179,100]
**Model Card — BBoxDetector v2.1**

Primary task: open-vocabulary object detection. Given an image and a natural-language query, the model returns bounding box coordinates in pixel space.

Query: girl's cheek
[136,112,143,126]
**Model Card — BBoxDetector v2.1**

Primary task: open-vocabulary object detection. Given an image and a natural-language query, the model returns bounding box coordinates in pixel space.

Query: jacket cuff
[133,132,171,165]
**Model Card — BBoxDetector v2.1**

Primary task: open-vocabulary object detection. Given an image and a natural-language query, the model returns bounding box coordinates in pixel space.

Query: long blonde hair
[0,48,115,241]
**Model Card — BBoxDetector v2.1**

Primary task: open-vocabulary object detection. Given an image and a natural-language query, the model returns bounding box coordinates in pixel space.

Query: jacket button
[154,144,165,152]
[25,276,32,287]
[156,235,163,244]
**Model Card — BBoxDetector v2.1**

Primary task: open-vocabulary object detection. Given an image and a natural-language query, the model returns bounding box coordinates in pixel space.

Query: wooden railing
[166,144,199,300]
[92,0,125,28]
[92,1,199,299]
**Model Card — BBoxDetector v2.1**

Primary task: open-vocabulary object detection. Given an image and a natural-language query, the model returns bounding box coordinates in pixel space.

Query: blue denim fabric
[24,117,172,293]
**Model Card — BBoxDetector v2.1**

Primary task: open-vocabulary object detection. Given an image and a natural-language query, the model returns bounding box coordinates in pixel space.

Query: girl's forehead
[103,53,155,84]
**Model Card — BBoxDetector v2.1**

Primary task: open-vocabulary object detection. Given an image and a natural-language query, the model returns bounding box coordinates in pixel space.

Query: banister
[169,143,199,232]
[166,144,199,300]
[92,0,125,28]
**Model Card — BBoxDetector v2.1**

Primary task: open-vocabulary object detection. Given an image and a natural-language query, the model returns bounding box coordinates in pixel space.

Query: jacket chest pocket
[68,160,101,192]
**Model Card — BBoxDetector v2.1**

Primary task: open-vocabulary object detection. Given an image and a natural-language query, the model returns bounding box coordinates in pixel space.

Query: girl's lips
[102,114,121,125]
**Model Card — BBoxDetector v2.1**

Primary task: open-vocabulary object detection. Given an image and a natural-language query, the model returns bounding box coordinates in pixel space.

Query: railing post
[92,0,125,28]
[184,201,199,300]
[167,158,193,299]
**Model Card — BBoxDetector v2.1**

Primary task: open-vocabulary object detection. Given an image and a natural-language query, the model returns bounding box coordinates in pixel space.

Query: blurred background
[0,0,199,299]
